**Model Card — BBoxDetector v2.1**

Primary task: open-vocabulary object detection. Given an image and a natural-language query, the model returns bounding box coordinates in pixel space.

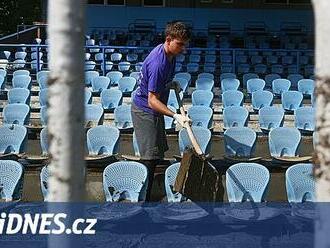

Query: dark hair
[165,21,191,41]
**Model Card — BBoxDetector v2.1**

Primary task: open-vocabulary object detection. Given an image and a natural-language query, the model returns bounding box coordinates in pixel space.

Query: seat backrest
[92,76,110,93]
[192,90,214,107]
[220,73,237,82]
[12,75,31,89]
[223,106,249,128]
[281,91,303,111]
[179,126,212,155]
[39,88,48,107]
[106,71,123,85]
[85,104,104,126]
[226,163,270,202]
[100,89,123,109]
[40,127,48,155]
[40,106,48,126]
[187,106,213,129]
[0,160,24,200]
[8,88,30,104]
[224,127,257,157]
[114,105,132,129]
[259,106,284,130]
[222,90,244,107]
[272,79,291,94]
[294,106,315,131]
[103,161,148,202]
[269,127,301,157]
[286,163,315,203]
[0,125,27,154]
[118,76,136,93]
[221,78,240,92]
[174,72,191,83]
[297,79,315,95]
[247,78,265,94]
[40,165,49,200]
[87,125,120,155]
[3,103,30,125]
[164,162,184,202]
[196,78,214,91]
[251,90,273,110]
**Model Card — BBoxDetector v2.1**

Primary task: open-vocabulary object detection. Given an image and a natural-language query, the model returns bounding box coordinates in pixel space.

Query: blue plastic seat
[251,55,263,65]
[101,89,123,110]
[167,89,183,110]
[0,75,5,89]
[37,75,48,89]
[247,78,265,94]
[298,79,314,96]
[265,73,281,89]
[178,126,212,155]
[281,91,303,112]
[0,160,24,201]
[174,72,191,84]
[85,71,99,87]
[135,62,143,72]
[242,73,259,89]
[269,127,301,157]
[12,75,32,89]
[226,163,270,202]
[92,76,110,93]
[295,107,315,133]
[196,78,214,91]
[287,74,304,89]
[237,64,250,74]
[130,72,141,82]
[110,52,122,62]
[8,88,30,104]
[40,127,48,155]
[40,165,49,200]
[174,77,189,93]
[13,70,29,77]
[251,90,273,111]
[165,162,184,202]
[271,64,284,75]
[205,54,216,63]
[220,72,237,82]
[85,88,92,104]
[186,63,199,73]
[221,78,240,92]
[85,104,104,126]
[189,54,201,63]
[198,72,214,80]
[40,106,47,126]
[259,106,284,132]
[87,125,120,155]
[0,125,27,154]
[118,76,136,93]
[286,163,315,203]
[187,106,213,129]
[85,61,96,71]
[254,64,267,74]
[222,90,244,107]
[224,127,257,157]
[192,90,213,107]
[118,61,131,72]
[106,71,123,85]
[103,161,148,202]
[223,106,249,129]
[39,88,47,107]
[272,79,291,95]
[3,103,30,125]
[114,105,133,129]
[164,105,176,130]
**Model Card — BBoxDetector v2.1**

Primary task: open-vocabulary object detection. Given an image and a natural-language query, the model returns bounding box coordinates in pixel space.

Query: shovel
[172,89,221,202]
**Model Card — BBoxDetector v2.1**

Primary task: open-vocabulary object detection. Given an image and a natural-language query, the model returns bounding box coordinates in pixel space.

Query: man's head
[164,21,190,56]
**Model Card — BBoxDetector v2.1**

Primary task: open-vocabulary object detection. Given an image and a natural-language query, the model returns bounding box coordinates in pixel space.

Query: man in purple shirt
[132,21,191,201]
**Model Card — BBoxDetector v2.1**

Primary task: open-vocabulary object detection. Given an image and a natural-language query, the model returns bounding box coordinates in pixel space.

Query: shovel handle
[174,90,203,155]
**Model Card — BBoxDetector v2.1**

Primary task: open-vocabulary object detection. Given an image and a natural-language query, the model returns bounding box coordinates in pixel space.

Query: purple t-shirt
[133,44,176,116]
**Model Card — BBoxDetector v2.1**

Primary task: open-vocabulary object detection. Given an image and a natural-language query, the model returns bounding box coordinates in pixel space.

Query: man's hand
[166,80,182,93]
[173,113,192,127]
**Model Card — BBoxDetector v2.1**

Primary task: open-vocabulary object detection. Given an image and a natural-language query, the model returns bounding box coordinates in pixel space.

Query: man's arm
[148,91,175,117]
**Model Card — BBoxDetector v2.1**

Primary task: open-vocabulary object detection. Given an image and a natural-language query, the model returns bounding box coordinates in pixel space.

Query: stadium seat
[269,127,301,157]
[295,106,315,133]
[39,88,47,107]
[286,163,315,203]
[198,72,214,80]
[174,72,191,84]
[0,160,24,201]
[242,73,259,88]
[224,127,257,157]
[101,89,123,110]
[281,91,303,112]
[85,88,92,104]
[192,90,213,107]
[40,165,49,200]
[259,106,284,133]
[40,127,48,155]
[110,52,122,62]
[254,64,267,75]
[187,106,213,129]
[287,74,304,89]
[114,105,133,130]
[40,106,47,126]
[87,125,120,155]
[251,90,273,111]
[226,163,270,202]
[103,161,148,202]
[106,71,123,85]
[92,76,110,93]
[85,71,99,87]
[174,77,189,93]
[3,103,30,125]
[221,78,240,92]
[8,88,30,104]
[118,61,131,72]
[13,69,29,77]
[223,106,249,129]
[130,72,141,82]
[118,76,136,93]
[165,162,185,202]
[189,54,201,63]
[12,75,32,89]
[85,61,96,71]
[167,89,183,110]
[271,64,284,75]
[85,104,104,127]
[196,78,214,91]
[265,73,281,89]
[222,90,244,107]
[272,78,291,96]
[186,63,199,73]
[178,126,212,155]
[38,75,48,89]
[298,79,315,96]
[247,78,265,94]
[0,125,27,154]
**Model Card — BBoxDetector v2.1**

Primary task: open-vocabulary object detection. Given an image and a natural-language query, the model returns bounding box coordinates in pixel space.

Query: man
[132,21,191,201]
